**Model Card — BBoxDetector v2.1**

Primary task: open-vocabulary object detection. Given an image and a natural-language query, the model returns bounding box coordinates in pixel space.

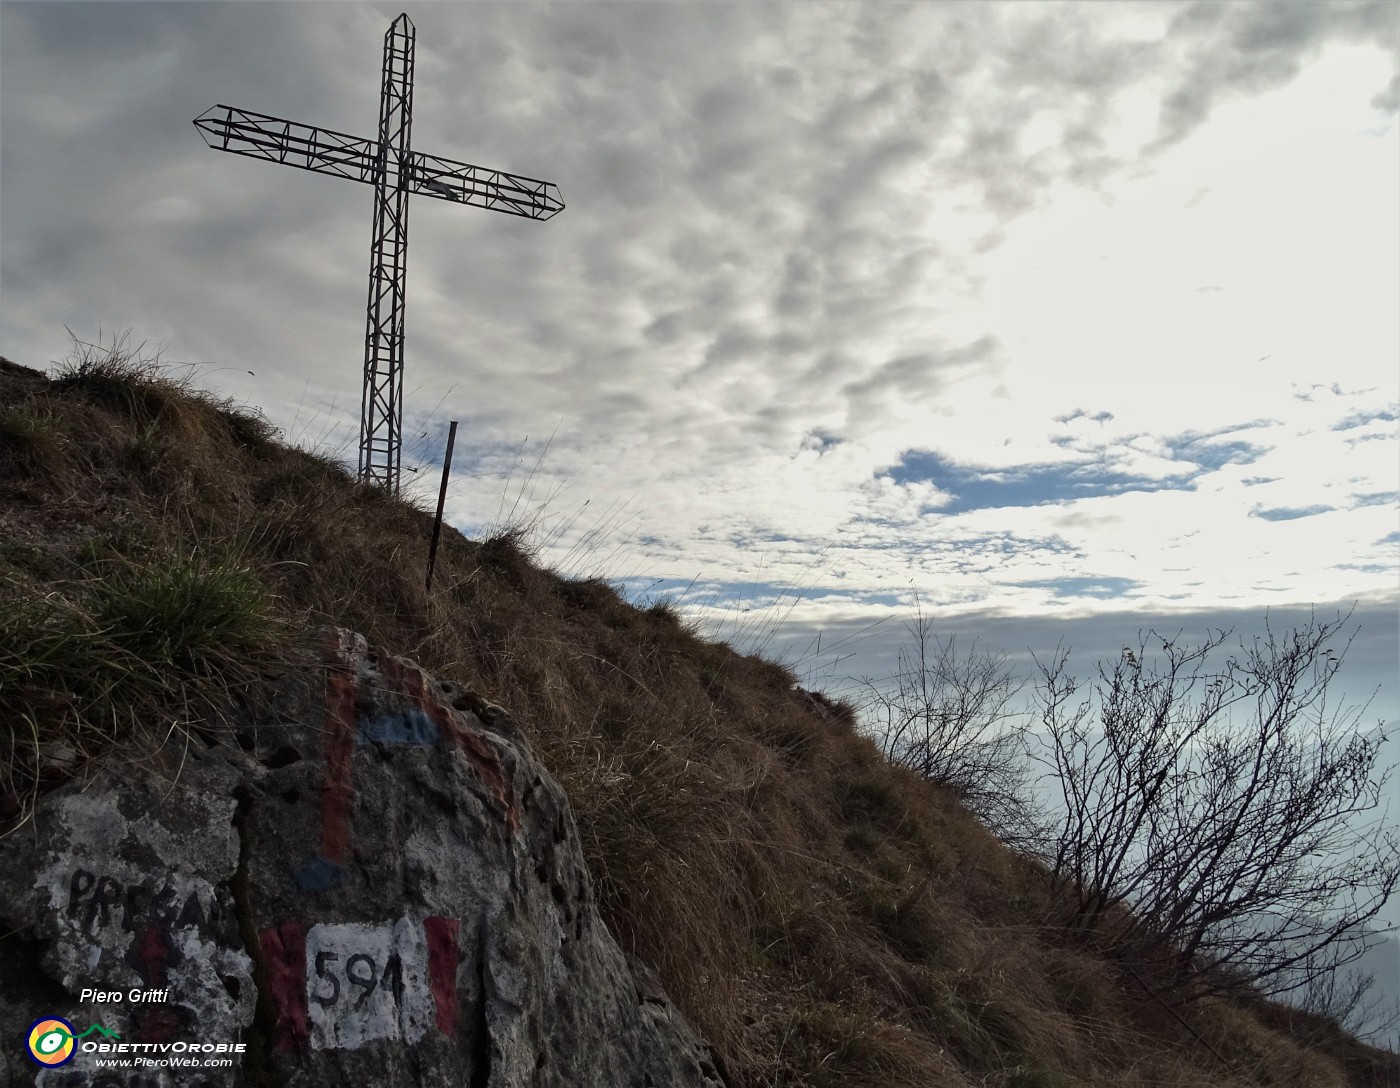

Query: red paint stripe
[424,916,460,1036]
[379,653,519,830]
[258,922,309,1051]
[129,924,178,1043]
[133,1005,180,1045]
[320,629,359,863]
[131,923,170,985]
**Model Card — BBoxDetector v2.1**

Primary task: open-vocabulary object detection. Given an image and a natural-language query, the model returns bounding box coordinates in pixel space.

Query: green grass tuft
[91,552,278,671]
[0,549,282,827]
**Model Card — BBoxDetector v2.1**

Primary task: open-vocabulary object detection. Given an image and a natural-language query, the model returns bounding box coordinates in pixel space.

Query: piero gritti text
[78,987,171,1004]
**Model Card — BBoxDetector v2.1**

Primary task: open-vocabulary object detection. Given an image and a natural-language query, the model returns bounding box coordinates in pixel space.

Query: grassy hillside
[2,344,1396,1087]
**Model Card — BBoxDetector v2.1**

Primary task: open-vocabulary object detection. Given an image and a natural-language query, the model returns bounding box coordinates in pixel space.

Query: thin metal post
[425,420,458,590]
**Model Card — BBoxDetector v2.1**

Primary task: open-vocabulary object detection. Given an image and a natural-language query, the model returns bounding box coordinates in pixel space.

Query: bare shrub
[859,602,1043,846]
[1034,609,1399,1000]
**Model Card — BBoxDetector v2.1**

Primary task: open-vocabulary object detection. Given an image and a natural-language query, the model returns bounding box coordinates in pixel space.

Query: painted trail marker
[258,915,462,1051]
[195,13,564,493]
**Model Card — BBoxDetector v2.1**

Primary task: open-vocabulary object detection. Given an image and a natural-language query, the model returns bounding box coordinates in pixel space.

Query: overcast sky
[2,1,1397,831]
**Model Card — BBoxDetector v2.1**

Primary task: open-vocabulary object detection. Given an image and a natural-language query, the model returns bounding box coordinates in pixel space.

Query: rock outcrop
[0,628,725,1087]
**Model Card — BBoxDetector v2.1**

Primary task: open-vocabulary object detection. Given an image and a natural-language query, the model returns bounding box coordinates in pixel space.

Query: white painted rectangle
[304,918,435,1049]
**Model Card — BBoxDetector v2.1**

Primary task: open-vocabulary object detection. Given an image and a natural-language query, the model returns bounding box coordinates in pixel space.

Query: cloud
[1054,409,1116,425]
[2,2,1395,668]
[1374,71,1400,112]
[1150,0,1399,152]
[841,336,1003,430]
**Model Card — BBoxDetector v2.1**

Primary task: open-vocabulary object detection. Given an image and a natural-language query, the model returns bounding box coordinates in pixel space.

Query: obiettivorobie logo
[26,1017,120,1067]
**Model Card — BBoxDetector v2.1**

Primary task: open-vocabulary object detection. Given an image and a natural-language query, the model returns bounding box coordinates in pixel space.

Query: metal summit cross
[195,13,563,493]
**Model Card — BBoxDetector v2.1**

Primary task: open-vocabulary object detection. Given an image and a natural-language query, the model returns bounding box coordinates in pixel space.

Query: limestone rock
[0,628,725,1087]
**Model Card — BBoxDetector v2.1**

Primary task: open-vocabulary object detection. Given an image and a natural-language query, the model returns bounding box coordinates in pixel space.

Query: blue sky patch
[1334,562,1394,574]
[1162,434,1268,471]
[618,575,698,601]
[1251,504,1335,521]
[1015,576,1142,599]
[804,429,841,453]
[884,450,1189,513]
[1053,408,1114,425]
[1332,406,1398,431]
[626,576,809,609]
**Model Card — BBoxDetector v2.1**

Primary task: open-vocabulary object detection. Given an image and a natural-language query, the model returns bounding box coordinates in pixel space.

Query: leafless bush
[859,603,1043,846]
[1034,608,1398,999]
[1297,942,1400,1051]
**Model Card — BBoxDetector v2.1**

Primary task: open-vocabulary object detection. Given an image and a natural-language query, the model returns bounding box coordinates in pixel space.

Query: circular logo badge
[27,1017,76,1066]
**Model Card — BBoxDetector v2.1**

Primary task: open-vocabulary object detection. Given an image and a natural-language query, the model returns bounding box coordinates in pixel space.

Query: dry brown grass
[2,342,1396,1088]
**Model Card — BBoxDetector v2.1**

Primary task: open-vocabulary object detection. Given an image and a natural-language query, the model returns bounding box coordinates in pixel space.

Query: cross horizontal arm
[194,105,380,184]
[409,151,563,220]
[193,105,564,220]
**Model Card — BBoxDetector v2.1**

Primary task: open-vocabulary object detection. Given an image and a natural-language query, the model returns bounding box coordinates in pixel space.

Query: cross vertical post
[194,13,563,495]
[360,14,415,492]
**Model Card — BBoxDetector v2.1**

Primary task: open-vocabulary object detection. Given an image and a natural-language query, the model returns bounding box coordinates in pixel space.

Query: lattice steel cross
[195,13,563,493]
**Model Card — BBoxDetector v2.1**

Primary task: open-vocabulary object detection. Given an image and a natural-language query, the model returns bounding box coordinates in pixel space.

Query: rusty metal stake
[425,420,457,590]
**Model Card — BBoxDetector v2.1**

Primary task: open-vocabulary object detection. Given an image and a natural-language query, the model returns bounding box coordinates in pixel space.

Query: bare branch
[1034,609,1398,1000]
[860,602,1044,846]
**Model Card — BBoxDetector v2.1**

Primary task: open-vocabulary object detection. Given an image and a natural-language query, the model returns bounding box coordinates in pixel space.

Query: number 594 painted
[305,919,440,1050]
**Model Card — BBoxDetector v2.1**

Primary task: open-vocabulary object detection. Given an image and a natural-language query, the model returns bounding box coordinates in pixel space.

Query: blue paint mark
[295,855,342,892]
[358,708,440,746]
